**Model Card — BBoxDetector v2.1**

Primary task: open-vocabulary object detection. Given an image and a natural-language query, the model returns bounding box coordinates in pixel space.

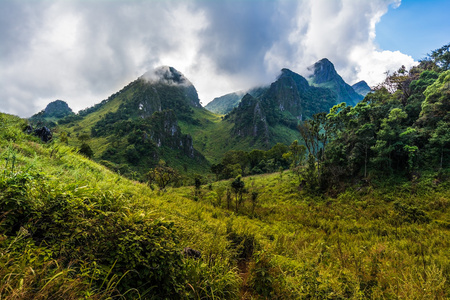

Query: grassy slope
[179,108,301,164]
[2,112,449,299]
[57,93,124,156]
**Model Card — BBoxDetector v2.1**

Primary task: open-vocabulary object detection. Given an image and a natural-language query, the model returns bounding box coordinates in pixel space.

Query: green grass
[1,112,449,299]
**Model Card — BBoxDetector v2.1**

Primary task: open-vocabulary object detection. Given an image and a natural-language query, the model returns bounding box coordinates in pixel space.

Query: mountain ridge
[205,58,365,115]
[33,62,363,177]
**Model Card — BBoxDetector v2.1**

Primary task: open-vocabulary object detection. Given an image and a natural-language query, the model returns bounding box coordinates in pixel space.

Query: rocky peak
[140,66,201,108]
[141,66,188,85]
[307,58,363,106]
[307,58,339,85]
[43,100,73,118]
[352,80,372,97]
[231,94,269,145]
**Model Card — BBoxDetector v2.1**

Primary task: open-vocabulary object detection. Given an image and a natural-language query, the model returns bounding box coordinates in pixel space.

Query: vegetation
[1,43,449,299]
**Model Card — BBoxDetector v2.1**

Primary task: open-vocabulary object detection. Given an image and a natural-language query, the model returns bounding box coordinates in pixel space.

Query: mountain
[204,87,267,115]
[206,58,364,115]
[352,80,372,97]
[307,58,363,106]
[29,99,74,126]
[223,68,337,148]
[56,66,210,177]
[205,92,243,115]
[43,63,362,175]
[50,65,346,172]
[229,93,270,145]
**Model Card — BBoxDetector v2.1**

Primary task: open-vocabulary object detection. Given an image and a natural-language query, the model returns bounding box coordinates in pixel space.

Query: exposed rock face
[88,66,207,169]
[263,68,310,118]
[140,66,201,108]
[308,58,363,106]
[182,247,201,259]
[33,126,52,142]
[227,68,337,147]
[207,59,368,116]
[260,68,337,125]
[149,110,196,158]
[232,94,270,145]
[352,80,372,97]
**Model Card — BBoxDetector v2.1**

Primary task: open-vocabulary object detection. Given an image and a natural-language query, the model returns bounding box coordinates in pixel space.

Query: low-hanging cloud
[0,0,416,117]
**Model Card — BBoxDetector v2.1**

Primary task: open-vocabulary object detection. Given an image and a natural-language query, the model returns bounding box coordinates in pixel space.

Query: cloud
[0,0,417,117]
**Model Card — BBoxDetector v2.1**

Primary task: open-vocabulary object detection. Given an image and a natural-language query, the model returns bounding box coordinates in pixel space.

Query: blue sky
[0,0,448,117]
[376,0,450,60]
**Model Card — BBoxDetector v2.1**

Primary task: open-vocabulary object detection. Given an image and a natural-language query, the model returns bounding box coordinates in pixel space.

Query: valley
[1,44,450,299]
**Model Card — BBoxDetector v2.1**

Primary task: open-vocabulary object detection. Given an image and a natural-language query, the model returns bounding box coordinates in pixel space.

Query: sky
[0,0,449,118]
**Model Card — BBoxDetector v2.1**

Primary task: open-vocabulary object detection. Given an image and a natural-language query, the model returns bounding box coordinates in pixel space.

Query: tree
[374,66,416,106]
[231,175,245,213]
[429,121,450,169]
[354,123,376,178]
[283,140,306,171]
[428,43,450,71]
[298,112,330,179]
[265,143,290,169]
[211,163,224,181]
[78,132,91,142]
[193,174,203,197]
[371,108,408,173]
[147,160,180,191]
[250,191,259,215]
[78,143,94,158]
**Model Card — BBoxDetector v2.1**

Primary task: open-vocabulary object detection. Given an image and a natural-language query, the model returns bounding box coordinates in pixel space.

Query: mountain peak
[44,100,72,117]
[352,80,372,97]
[307,58,363,106]
[140,66,201,108]
[307,58,338,85]
[141,66,191,87]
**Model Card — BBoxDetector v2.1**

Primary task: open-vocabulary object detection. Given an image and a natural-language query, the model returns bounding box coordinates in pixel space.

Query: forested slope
[1,109,449,299]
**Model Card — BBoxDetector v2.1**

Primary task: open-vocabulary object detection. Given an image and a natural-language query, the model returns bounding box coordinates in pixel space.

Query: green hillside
[55,67,212,178]
[5,43,449,299]
[204,87,268,115]
[52,68,307,175]
[1,111,449,299]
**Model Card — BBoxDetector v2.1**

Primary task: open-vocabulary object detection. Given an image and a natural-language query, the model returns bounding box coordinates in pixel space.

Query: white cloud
[0,0,418,117]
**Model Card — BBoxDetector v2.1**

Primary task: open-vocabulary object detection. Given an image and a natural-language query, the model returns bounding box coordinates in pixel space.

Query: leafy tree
[147,160,180,191]
[77,132,91,142]
[248,149,265,170]
[211,163,224,181]
[250,191,259,215]
[283,140,307,178]
[428,42,450,71]
[193,173,203,197]
[265,143,290,170]
[429,121,450,169]
[78,143,94,158]
[298,112,330,180]
[371,108,408,173]
[231,175,245,213]
[418,70,450,126]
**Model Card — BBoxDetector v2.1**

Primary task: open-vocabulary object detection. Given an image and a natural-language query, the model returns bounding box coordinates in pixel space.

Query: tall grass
[1,112,449,298]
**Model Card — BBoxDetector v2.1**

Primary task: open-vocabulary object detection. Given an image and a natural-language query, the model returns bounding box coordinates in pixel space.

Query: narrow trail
[238,259,251,299]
